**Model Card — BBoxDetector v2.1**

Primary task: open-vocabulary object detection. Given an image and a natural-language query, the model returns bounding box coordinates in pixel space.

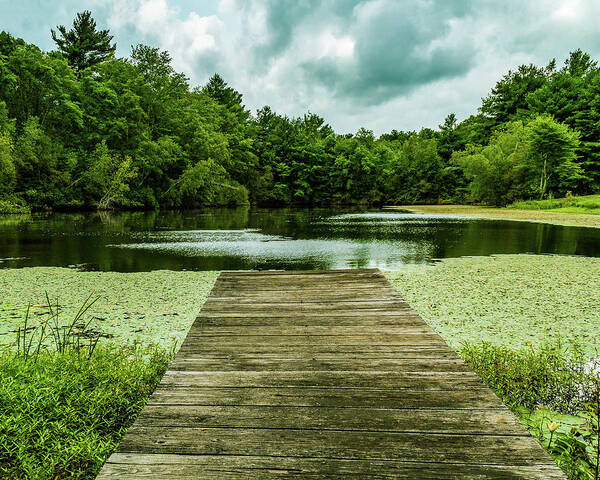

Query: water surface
[1,208,599,271]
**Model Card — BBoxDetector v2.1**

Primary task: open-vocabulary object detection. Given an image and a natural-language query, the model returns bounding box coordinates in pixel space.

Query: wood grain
[96,269,565,479]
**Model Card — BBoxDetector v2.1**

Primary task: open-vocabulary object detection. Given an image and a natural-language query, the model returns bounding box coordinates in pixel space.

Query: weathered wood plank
[146,386,504,409]
[197,309,418,318]
[180,334,446,346]
[211,279,392,288]
[222,268,380,275]
[131,405,525,435]
[175,344,457,356]
[211,285,398,293]
[96,269,565,479]
[159,370,487,389]
[170,357,471,372]
[217,270,381,278]
[186,325,435,336]
[115,427,553,465]
[98,454,566,480]
[200,300,412,311]
[191,313,425,327]
[205,294,403,303]
[212,276,390,285]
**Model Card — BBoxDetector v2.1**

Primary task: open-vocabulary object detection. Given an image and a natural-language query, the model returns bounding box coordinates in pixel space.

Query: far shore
[390,204,600,229]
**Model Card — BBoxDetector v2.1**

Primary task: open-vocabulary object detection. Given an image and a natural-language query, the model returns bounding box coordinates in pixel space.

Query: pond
[1,207,599,272]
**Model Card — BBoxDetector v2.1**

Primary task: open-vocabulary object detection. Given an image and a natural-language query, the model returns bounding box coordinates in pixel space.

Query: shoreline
[389,204,600,229]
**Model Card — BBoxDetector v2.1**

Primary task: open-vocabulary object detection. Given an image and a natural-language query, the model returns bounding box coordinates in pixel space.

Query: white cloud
[318,33,355,58]
[553,0,583,20]
[96,0,600,133]
[105,0,225,74]
[218,0,237,14]
[137,0,172,30]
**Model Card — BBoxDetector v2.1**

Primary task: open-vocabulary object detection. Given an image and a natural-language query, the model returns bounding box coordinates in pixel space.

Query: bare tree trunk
[539,157,547,200]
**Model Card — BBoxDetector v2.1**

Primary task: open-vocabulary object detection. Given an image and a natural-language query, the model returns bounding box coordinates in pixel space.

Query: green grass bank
[395,203,600,228]
[509,194,600,215]
[0,346,170,479]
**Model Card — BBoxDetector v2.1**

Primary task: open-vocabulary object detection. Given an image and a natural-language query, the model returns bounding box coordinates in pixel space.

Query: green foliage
[15,293,103,360]
[0,345,170,479]
[481,63,551,126]
[0,197,29,214]
[171,158,249,207]
[51,11,116,76]
[461,342,589,413]
[461,342,600,479]
[0,133,16,195]
[454,116,582,205]
[453,121,532,205]
[86,142,138,209]
[4,20,600,210]
[528,115,582,198]
[509,194,600,214]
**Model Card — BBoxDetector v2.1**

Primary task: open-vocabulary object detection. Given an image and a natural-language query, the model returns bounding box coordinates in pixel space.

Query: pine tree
[202,74,243,110]
[51,11,116,76]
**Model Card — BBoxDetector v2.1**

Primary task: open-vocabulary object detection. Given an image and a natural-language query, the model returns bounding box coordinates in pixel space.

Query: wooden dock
[97,269,565,479]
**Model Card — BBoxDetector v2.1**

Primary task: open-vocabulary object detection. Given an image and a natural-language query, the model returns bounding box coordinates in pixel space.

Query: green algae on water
[384,254,600,357]
[0,268,218,349]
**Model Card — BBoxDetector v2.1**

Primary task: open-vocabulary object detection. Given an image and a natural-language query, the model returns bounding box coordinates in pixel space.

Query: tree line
[0,11,598,211]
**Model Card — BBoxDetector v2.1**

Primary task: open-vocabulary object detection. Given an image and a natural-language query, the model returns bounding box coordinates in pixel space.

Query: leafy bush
[461,342,600,479]
[0,346,170,479]
[461,341,590,413]
[0,196,30,214]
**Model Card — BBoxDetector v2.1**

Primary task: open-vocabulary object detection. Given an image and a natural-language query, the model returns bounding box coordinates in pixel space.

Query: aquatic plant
[461,341,600,479]
[16,293,101,360]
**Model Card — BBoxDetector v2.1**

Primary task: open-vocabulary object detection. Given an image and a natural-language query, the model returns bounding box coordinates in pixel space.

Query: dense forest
[1,11,599,211]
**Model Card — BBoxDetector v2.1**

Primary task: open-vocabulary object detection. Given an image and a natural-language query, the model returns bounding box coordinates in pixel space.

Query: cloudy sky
[1,0,598,133]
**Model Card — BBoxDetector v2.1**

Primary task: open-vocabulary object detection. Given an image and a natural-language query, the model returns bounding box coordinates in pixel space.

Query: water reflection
[0,207,598,272]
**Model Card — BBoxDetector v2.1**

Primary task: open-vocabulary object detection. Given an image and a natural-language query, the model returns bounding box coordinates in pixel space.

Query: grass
[0,297,172,479]
[0,268,218,349]
[393,204,600,228]
[510,195,600,215]
[461,342,600,479]
[0,346,171,479]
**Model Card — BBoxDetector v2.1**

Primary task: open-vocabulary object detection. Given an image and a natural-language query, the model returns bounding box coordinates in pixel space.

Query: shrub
[461,342,600,479]
[0,345,170,479]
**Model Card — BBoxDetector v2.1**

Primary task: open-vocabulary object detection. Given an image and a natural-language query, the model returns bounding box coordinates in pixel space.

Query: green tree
[51,11,116,76]
[79,59,147,152]
[394,134,443,203]
[481,64,550,126]
[526,52,600,191]
[527,115,582,199]
[168,158,248,207]
[0,133,16,195]
[437,113,462,161]
[202,74,244,113]
[1,42,82,137]
[563,48,597,77]
[454,122,532,205]
[14,118,63,201]
[86,142,138,209]
[130,45,188,138]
